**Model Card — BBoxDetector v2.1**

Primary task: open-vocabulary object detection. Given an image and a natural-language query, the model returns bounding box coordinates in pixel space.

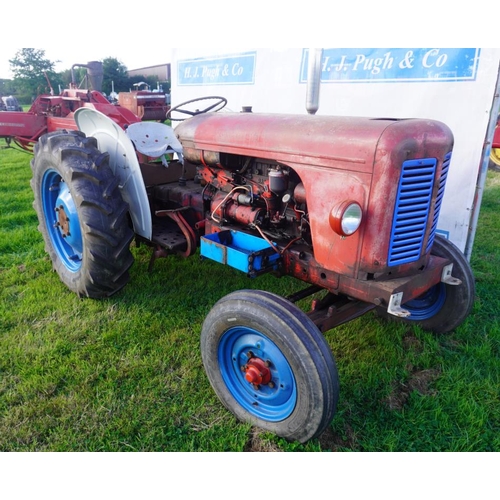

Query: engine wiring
[210,185,251,223]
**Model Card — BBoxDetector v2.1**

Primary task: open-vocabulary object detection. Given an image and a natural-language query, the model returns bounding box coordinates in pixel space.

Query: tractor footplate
[151,218,188,252]
[148,218,189,271]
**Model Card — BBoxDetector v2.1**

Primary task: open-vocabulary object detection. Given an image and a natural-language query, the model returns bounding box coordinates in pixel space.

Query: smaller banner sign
[178,52,256,86]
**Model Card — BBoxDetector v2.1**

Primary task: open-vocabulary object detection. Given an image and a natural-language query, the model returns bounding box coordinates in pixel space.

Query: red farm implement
[0,61,169,152]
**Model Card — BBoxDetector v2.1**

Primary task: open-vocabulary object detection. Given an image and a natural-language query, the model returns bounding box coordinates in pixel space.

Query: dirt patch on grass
[402,330,423,352]
[244,424,358,451]
[244,428,283,452]
[318,424,356,451]
[384,368,441,411]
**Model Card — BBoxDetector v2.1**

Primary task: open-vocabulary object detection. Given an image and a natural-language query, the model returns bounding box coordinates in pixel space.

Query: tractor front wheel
[31,130,134,298]
[201,289,340,443]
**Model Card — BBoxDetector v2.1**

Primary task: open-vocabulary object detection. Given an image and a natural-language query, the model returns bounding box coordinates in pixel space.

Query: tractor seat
[126,122,183,166]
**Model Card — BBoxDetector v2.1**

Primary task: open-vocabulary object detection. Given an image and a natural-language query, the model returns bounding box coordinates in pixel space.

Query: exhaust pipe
[306,48,323,115]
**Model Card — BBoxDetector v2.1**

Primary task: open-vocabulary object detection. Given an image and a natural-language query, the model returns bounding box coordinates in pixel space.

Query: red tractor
[29,96,475,443]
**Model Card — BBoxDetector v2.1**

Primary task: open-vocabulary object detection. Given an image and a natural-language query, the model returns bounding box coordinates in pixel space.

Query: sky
[0,3,485,81]
[0,48,172,80]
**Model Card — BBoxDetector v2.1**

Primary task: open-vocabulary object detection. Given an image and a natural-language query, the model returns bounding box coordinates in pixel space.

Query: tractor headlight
[329,201,363,236]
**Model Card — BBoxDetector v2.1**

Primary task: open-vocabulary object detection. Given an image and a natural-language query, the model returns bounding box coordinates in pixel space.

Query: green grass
[1,138,499,451]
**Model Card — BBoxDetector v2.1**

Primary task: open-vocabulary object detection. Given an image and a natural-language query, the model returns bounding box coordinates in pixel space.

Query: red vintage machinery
[0,61,140,152]
[118,81,170,121]
[29,95,475,443]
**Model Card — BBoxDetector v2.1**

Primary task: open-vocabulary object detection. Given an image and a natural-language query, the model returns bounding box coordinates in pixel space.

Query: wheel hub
[56,205,70,237]
[243,355,272,387]
[217,326,297,422]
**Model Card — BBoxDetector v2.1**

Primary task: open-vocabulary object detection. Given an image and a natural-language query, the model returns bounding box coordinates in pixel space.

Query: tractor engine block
[199,156,309,243]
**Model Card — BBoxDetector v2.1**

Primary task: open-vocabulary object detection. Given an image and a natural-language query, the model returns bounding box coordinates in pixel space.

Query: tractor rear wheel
[31,130,134,298]
[201,289,340,443]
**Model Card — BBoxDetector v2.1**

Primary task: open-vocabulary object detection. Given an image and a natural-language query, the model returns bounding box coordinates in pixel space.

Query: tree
[0,78,16,96]
[101,57,130,95]
[9,49,59,100]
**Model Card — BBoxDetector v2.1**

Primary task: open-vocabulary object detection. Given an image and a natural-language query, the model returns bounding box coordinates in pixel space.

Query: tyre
[201,289,340,443]
[489,148,500,172]
[31,130,134,298]
[376,235,475,333]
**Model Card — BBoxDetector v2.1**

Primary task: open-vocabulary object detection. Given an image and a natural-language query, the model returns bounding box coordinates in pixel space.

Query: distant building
[128,64,170,81]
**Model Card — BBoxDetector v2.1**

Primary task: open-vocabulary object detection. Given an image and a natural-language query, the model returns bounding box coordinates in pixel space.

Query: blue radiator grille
[388,158,437,266]
[425,152,451,253]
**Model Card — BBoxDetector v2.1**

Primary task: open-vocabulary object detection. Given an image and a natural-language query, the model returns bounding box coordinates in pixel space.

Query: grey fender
[75,108,152,240]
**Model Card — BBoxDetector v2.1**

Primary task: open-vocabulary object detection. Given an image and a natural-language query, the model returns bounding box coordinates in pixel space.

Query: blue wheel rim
[218,326,297,422]
[41,168,83,272]
[405,283,446,320]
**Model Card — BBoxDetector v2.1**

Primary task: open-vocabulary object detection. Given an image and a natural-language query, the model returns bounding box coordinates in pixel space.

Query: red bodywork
[0,88,139,151]
[175,112,453,308]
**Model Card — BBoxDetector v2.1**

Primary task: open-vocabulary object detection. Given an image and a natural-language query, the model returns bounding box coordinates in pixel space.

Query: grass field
[0,138,499,452]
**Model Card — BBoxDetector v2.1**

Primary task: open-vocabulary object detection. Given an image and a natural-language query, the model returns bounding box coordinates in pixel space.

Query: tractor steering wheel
[166,96,227,122]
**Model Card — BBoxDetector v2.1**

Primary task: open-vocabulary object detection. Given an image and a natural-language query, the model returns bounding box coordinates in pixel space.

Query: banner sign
[177,52,256,86]
[300,48,480,83]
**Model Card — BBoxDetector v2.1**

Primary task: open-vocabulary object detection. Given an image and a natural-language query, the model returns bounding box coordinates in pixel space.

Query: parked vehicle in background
[1,95,23,112]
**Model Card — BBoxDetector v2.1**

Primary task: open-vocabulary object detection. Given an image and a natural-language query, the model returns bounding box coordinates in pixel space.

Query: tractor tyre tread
[31,129,134,298]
